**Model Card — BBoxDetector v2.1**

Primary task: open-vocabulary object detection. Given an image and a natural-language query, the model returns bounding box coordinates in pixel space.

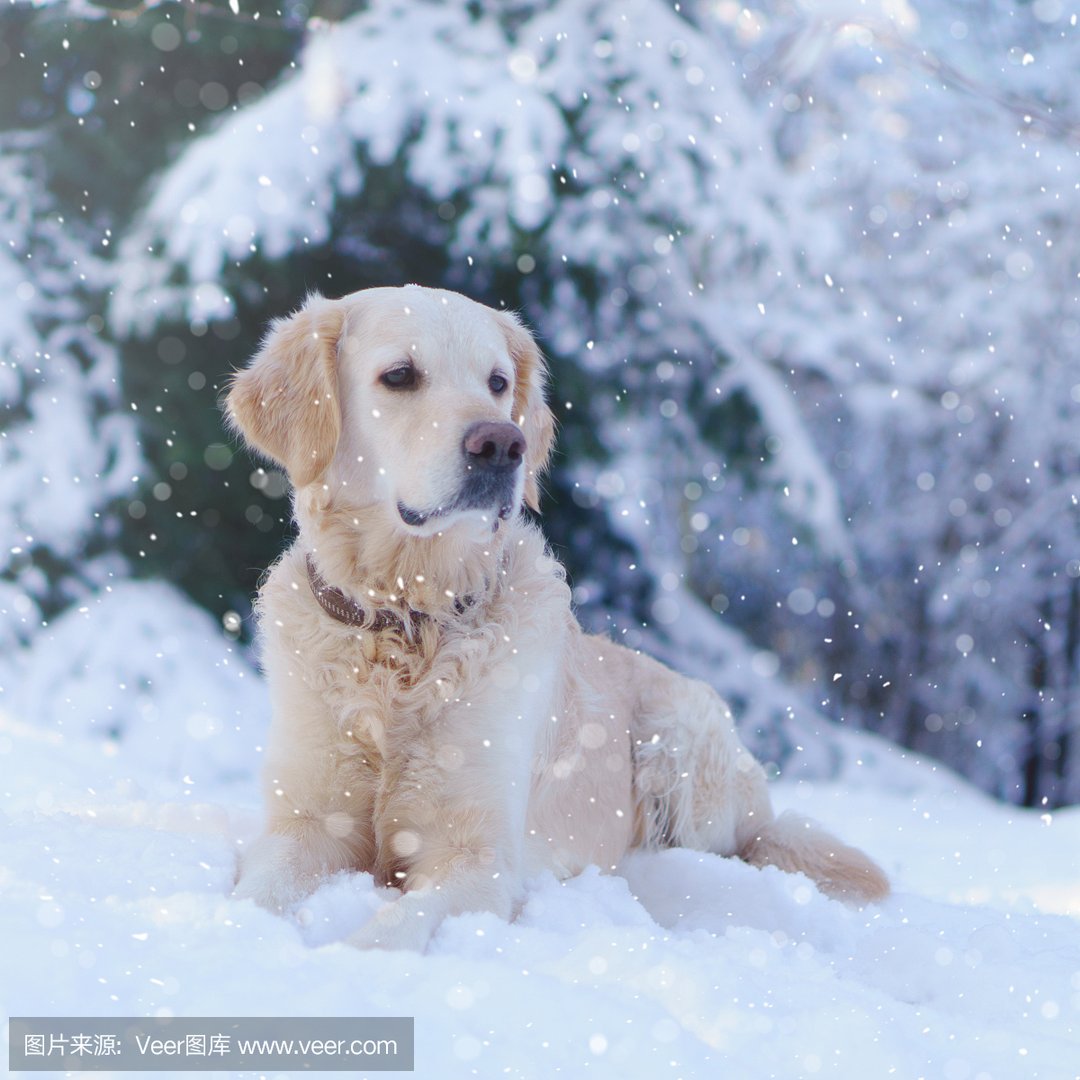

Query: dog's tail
[739,811,890,904]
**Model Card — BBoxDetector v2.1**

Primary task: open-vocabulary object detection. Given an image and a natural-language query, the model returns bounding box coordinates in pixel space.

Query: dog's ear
[498,310,556,512]
[225,293,346,488]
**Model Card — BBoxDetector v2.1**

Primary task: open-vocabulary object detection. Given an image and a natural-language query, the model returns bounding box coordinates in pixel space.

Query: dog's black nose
[463,421,526,470]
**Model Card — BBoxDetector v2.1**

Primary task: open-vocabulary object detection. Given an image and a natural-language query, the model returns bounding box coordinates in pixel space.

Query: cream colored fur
[226,285,888,951]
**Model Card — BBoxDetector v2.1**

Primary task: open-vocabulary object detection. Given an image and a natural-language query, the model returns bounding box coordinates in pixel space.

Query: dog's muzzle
[397,420,526,527]
[458,420,524,517]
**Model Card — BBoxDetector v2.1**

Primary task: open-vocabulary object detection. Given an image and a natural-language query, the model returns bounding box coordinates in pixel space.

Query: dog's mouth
[397,501,439,528]
[398,471,519,530]
[397,497,515,530]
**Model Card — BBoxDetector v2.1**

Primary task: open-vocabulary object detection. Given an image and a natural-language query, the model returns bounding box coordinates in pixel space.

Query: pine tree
[0,139,139,650]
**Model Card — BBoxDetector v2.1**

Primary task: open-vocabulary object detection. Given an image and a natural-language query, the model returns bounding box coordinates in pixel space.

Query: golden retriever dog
[226,285,888,950]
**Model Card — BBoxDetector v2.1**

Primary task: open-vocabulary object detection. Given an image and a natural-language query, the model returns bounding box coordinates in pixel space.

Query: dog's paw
[232,834,309,913]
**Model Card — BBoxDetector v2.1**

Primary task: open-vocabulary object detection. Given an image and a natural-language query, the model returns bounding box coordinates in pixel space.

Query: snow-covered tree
[109,0,855,744]
[102,0,1080,803]
[721,1,1080,805]
[0,137,139,657]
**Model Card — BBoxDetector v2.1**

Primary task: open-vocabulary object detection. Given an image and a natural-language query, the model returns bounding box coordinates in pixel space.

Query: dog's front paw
[232,833,310,913]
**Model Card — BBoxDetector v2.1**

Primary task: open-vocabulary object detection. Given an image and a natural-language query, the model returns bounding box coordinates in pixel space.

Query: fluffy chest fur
[255,525,573,879]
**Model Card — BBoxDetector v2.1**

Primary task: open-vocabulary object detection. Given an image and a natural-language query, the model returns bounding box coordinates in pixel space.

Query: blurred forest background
[2,0,1079,807]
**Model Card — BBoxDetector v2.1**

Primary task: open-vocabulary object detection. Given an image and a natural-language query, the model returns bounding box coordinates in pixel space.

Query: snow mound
[1,692,1077,1077]
[4,580,267,787]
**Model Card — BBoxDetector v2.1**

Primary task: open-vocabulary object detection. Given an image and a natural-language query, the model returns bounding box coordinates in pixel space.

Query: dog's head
[225,286,555,535]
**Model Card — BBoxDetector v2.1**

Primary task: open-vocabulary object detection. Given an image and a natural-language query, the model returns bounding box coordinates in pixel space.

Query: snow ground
[1,587,1078,1079]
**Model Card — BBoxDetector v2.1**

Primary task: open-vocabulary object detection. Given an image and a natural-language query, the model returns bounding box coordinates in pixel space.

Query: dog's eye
[488,372,509,396]
[380,365,418,390]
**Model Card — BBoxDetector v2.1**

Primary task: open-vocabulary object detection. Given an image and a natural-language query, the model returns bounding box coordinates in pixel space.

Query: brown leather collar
[305,554,477,632]
[306,554,419,631]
